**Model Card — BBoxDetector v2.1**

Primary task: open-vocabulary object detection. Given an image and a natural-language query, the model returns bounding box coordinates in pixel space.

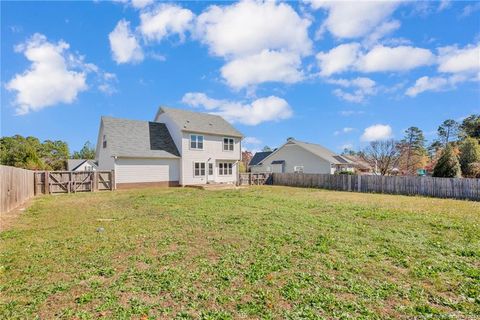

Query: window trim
[193,162,206,177]
[294,165,304,173]
[190,134,204,150]
[218,162,233,176]
[223,137,235,152]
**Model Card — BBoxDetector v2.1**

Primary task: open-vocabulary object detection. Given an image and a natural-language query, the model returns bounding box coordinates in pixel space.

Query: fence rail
[1,165,35,214]
[1,167,115,214]
[34,171,115,194]
[272,173,480,201]
[238,173,272,186]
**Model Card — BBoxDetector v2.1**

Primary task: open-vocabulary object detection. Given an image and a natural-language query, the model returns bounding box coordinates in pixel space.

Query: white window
[190,134,204,150]
[102,135,107,148]
[194,162,206,177]
[208,163,213,175]
[223,138,234,151]
[294,166,304,173]
[219,162,233,175]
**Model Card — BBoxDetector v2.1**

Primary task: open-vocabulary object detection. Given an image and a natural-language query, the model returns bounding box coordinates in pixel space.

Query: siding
[73,162,97,172]
[180,132,240,185]
[254,144,331,174]
[115,158,180,183]
[96,122,115,170]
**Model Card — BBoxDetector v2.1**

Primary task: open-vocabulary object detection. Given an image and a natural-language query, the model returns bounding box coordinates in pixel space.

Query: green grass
[1,186,479,319]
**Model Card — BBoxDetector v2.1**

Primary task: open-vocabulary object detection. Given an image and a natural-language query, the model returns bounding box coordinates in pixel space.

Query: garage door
[115,158,179,184]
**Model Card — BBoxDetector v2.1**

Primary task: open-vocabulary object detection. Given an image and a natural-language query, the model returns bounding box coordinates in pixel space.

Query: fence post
[111,170,115,190]
[45,171,50,194]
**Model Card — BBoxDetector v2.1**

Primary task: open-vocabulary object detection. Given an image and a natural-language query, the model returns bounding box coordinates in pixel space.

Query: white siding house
[95,107,243,188]
[249,139,355,174]
[67,159,98,171]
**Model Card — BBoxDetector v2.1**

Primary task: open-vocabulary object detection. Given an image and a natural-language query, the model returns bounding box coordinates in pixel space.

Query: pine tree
[459,137,480,177]
[398,127,426,175]
[433,144,461,178]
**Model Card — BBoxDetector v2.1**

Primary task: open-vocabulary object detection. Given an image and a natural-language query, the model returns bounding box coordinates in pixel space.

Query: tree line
[0,135,96,170]
[345,115,480,178]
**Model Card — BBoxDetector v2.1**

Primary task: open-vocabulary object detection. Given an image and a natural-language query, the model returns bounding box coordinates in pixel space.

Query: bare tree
[361,140,400,176]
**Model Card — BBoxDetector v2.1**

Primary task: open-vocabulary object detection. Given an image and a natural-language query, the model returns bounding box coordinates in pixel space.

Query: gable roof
[260,139,354,166]
[67,159,98,171]
[156,106,243,138]
[249,151,273,166]
[101,117,180,158]
[288,139,354,165]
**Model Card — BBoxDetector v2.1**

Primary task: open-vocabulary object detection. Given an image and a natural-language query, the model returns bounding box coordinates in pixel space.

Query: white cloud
[316,43,360,77]
[195,0,312,58]
[405,74,467,97]
[340,143,354,150]
[182,92,293,125]
[220,50,303,89]
[334,127,355,136]
[357,45,434,72]
[461,3,480,17]
[308,0,400,39]
[139,4,194,42]
[340,110,365,116]
[363,20,400,47]
[437,44,480,74]
[131,0,153,9]
[328,77,377,103]
[317,44,434,76]
[361,124,393,142]
[6,34,88,115]
[438,0,451,11]
[109,19,144,64]
[244,137,262,145]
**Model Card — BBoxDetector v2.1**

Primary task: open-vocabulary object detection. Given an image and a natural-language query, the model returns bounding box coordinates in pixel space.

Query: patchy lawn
[1,186,479,319]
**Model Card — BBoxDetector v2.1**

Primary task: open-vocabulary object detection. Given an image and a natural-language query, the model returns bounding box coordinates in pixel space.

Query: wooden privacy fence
[272,173,480,201]
[34,171,115,194]
[1,166,115,214]
[1,165,35,214]
[238,173,272,186]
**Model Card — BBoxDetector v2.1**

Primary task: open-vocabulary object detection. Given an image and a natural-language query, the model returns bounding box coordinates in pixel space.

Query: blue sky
[1,0,479,153]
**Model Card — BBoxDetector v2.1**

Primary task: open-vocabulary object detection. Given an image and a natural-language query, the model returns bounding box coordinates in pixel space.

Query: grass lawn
[1,186,479,319]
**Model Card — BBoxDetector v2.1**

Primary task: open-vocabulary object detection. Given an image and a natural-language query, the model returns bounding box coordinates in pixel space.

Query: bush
[336,170,355,175]
[466,162,480,178]
[433,145,461,178]
[459,137,480,177]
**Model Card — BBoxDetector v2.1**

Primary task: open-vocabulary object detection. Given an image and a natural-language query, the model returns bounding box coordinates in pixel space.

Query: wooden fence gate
[34,171,115,194]
[238,173,272,186]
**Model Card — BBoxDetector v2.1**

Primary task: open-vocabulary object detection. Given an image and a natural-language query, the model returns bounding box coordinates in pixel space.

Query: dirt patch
[0,199,33,232]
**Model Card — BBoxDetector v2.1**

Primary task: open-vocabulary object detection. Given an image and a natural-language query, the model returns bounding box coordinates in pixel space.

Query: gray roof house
[249,138,355,174]
[67,159,98,171]
[96,106,243,188]
[248,151,273,169]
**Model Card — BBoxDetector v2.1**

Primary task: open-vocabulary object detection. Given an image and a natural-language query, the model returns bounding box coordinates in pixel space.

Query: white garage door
[115,158,179,183]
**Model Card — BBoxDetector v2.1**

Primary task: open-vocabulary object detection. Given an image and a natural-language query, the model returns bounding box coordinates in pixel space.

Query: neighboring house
[67,159,98,172]
[250,138,355,174]
[342,155,374,175]
[95,107,243,188]
[248,151,273,172]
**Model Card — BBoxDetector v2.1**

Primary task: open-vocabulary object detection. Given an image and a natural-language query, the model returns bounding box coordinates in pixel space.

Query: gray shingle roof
[157,107,243,137]
[102,117,180,158]
[289,139,354,165]
[249,151,273,166]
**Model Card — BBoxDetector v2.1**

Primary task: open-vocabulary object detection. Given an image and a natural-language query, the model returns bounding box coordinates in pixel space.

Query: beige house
[96,107,243,188]
[249,138,355,174]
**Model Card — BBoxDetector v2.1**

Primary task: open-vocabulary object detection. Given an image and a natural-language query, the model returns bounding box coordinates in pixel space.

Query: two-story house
[95,106,243,188]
